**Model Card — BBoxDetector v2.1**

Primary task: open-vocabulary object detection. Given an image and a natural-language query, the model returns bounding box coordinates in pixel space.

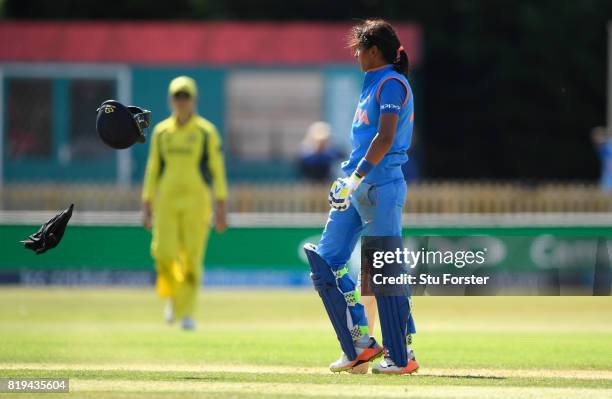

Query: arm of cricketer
[208,125,228,233]
[328,113,398,210]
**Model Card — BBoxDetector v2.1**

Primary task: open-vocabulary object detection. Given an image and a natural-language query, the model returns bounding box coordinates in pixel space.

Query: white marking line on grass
[73,379,612,399]
[3,363,612,380]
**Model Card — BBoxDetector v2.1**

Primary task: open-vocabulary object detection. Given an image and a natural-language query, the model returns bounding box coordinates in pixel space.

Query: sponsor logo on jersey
[380,103,401,111]
[353,108,370,126]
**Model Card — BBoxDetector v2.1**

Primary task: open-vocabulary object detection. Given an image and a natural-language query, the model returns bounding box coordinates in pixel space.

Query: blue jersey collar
[364,64,393,86]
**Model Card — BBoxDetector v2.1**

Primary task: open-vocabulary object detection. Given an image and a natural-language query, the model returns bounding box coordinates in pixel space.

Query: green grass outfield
[1,288,611,398]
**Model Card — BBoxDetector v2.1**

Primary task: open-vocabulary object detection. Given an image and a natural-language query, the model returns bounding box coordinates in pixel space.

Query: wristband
[357,158,375,176]
[346,171,363,192]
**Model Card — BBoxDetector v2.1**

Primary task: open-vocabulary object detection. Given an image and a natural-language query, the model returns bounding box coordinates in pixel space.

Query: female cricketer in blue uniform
[304,19,419,375]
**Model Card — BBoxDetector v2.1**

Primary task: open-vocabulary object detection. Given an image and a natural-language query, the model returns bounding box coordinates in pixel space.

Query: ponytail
[393,46,410,79]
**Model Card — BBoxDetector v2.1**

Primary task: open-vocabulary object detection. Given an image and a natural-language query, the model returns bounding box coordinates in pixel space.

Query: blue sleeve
[379,79,407,114]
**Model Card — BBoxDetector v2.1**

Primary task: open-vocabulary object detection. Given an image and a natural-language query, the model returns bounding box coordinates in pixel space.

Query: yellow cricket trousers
[151,187,212,318]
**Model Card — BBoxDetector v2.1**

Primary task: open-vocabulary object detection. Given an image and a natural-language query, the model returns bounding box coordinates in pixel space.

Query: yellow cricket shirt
[142,114,228,202]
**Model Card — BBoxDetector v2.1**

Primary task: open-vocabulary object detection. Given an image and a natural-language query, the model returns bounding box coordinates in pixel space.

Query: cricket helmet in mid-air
[96,100,151,149]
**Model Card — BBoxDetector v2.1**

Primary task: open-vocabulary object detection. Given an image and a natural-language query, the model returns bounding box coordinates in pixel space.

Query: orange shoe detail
[355,345,383,364]
[384,359,420,375]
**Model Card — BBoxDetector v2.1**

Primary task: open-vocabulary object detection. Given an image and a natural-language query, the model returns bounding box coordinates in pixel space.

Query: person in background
[298,121,343,182]
[142,76,228,330]
[592,126,612,191]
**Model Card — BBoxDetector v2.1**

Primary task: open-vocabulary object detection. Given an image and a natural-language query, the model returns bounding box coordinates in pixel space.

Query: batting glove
[328,173,363,211]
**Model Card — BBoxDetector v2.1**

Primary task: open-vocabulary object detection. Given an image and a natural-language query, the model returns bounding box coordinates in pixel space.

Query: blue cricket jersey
[600,140,612,191]
[342,64,414,185]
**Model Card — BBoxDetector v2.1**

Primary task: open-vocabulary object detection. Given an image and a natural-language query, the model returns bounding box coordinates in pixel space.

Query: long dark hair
[347,19,409,78]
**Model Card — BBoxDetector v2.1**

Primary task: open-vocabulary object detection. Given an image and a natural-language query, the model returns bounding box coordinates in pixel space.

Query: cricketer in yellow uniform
[142,76,227,328]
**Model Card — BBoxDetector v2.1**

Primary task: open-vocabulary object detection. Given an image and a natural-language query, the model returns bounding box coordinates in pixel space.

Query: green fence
[3,224,612,272]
